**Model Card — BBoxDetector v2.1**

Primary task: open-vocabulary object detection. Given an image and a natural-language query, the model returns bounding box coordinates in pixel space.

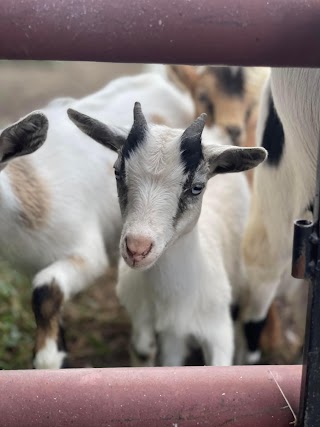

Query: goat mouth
[122,251,157,271]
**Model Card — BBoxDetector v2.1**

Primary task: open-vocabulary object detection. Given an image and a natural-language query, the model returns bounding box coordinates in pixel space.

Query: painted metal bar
[0,366,301,427]
[0,0,320,66]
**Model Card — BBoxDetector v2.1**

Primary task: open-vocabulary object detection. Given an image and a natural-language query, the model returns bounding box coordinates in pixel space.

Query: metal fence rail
[0,366,301,427]
[0,0,320,66]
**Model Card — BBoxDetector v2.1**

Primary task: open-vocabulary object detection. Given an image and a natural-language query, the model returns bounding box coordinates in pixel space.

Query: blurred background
[0,61,307,370]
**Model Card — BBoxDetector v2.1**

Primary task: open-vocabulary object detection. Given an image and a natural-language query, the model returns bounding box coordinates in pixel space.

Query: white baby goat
[68,102,267,366]
[0,71,194,369]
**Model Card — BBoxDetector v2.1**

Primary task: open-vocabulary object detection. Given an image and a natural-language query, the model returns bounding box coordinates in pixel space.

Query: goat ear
[67,108,126,152]
[166,65,199,93]
[205,145,268,177]
[0,112,48,167]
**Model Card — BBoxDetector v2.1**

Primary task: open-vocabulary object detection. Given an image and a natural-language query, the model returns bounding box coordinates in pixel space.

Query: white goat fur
[0,72,194,369]
[118,169,251,366]
[242,68,318,323]
[69,104,267,366]
[118,127,267,366]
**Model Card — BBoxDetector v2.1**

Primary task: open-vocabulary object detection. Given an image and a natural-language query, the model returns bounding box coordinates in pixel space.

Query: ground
[0,60,307,369]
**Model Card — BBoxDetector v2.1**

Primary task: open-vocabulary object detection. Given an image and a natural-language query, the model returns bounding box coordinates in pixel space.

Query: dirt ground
[0,60,308,369]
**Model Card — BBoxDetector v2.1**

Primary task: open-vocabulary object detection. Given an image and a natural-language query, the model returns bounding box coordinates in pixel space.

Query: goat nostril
[142,243,153,256]
[126,235,153,259]
[226,126,242,142]
[126,237,134,257]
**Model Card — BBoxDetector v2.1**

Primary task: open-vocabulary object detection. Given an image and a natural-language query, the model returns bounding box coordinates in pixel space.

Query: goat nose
[226,126,242,143]
[126,235,153,258]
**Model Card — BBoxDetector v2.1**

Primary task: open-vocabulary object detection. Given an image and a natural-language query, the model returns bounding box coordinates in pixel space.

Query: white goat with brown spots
[0,72,194,369]
[68,102,267,367]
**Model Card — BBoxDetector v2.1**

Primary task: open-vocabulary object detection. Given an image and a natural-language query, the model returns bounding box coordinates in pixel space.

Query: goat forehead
[125,128,185,180]
[202,67,245,97]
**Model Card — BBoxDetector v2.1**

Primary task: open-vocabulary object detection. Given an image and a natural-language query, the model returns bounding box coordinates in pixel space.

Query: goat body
[69,102,266,366]
[242,68,319,328]
[0,72,193,369]
[118,170,250,366]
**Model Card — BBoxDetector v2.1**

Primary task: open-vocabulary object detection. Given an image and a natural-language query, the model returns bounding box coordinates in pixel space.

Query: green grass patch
[0,261,34,370]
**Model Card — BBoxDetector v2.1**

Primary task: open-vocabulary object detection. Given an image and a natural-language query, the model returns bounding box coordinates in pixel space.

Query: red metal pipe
[0,0,320,66]
[0,365,301,426]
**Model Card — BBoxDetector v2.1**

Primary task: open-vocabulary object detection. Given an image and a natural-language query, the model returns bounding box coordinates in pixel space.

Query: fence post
[293,143,320,427]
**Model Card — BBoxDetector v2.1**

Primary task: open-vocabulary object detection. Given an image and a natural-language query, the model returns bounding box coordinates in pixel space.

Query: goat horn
[181,113,207,141]
[133,102,148,130]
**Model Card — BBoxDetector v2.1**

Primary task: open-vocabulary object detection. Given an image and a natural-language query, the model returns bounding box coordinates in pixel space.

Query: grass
[0,261,34,370]
[0,261,130,370]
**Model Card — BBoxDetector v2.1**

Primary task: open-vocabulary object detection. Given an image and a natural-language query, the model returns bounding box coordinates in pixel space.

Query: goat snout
[126,235,153,261]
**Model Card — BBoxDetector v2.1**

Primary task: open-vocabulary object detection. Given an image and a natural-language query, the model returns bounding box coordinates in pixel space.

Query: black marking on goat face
[173,166,207,226]
[211,67,245,97]
[173,121,206,225]
[262,91,285,166]
[122,102,148,160]
[181,144,203,176]
[114,156,128,216]
[174,172,197,223]
[180,131,204,175]
[115,102,148,215]
[116,103,147,214]
[244,318,267,353]
[122,124,147,160]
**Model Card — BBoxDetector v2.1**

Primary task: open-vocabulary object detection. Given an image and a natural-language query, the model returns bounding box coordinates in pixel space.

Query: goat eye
[191,184,204,196]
